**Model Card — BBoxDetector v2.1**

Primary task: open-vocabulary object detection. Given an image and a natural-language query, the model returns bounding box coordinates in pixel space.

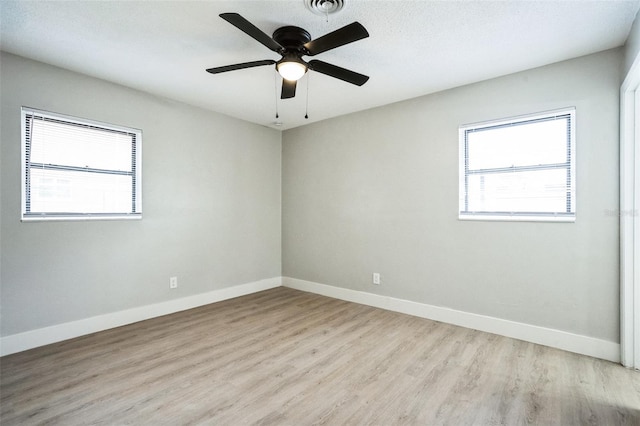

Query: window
[21,107,142,221]
[459,108,575,222]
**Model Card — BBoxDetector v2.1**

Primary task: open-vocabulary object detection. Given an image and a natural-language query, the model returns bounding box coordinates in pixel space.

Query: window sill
[458,214,575,223]
[21,214,142,222]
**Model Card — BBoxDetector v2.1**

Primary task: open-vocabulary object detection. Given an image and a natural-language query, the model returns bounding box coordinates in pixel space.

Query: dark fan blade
[308,60,369,86]
[206,59,276,74]
[281,79,297,99]
[303,22,369,56]
[220,13,283,53]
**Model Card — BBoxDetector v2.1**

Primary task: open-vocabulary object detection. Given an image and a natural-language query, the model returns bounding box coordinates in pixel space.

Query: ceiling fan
[206,13,370,99]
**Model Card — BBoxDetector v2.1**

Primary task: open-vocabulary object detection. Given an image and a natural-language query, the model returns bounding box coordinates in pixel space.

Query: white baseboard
[282,277,621,363]
[2,276,621,363]
[0,277,281,356]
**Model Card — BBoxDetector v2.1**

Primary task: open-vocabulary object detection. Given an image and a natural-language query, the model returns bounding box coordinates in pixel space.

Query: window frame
[458,108,576,222]
[21,107,142,222]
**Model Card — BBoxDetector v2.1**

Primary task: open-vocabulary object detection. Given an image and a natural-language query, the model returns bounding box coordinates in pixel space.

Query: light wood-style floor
[1,287,639,425]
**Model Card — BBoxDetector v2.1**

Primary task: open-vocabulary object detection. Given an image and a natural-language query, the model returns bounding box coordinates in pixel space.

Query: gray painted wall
[0,52,282,336]
[282,49,622,343]
[0,47,625,345]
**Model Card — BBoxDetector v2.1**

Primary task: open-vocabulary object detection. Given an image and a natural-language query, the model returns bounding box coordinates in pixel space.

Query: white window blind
[459,108,575,222]
[21,108,142,221]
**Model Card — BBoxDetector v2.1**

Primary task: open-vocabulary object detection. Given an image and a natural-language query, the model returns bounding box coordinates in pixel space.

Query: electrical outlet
[170,276,178,289]
[373,273,381,285]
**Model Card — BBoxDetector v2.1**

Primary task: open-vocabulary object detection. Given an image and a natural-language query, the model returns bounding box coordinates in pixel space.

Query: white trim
[2,275,621,363]
[458,214,575,223]
[460,107,577,130]
[20,214,142,222]
[620,52,640,370]
[21,106,142,134]
[0,277,281,356]
[283,277,620,363]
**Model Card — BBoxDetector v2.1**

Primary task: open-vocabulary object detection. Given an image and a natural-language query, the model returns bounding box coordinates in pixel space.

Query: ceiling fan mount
[206,13,369,100]
[272,26,312,52]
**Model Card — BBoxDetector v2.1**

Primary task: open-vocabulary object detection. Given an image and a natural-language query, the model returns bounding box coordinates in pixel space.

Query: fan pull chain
[274,71,279,119]
[305,72,310,119]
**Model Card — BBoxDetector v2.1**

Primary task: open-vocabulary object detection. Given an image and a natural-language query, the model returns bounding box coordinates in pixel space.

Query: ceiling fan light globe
[277,61,307,81]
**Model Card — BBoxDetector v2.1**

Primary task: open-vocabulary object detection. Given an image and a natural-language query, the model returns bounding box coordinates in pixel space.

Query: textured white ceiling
[1,1,639,130]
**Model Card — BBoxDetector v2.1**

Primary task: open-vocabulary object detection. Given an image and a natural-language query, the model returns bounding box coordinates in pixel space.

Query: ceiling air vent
[305,0,345,16]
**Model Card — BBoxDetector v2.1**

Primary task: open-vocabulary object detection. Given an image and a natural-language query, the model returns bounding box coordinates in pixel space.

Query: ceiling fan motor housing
[272,26,312,54]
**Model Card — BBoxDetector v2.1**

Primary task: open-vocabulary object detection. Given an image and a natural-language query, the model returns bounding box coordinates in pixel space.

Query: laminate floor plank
[1,287,639,425]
